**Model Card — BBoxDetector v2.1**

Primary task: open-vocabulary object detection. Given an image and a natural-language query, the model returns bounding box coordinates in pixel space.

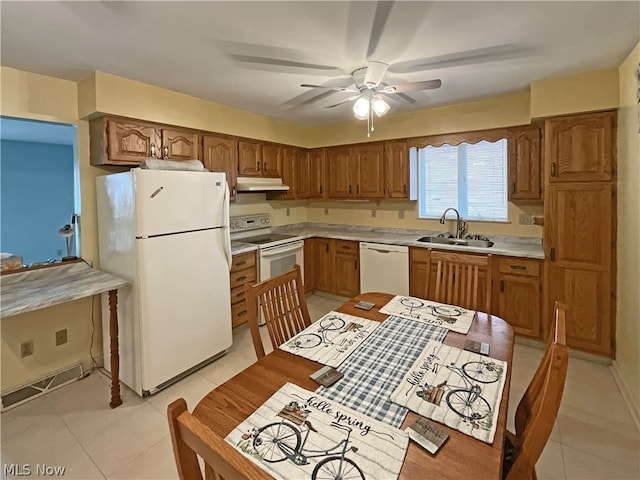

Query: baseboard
[610,360,640,430]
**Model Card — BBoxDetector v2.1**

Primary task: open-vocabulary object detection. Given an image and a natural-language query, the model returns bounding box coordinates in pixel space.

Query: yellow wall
[84,71,311,146]
[530,68,619,119]
[615,43,640,413]
[0,67,101,391]
[306,91,531,147]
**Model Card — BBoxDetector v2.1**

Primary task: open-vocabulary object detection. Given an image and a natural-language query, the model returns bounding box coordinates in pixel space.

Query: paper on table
[380,295,476,334]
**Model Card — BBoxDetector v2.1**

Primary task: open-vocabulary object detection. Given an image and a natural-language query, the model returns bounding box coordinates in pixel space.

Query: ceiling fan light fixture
[371,96,390,117]
[353,95,370,120]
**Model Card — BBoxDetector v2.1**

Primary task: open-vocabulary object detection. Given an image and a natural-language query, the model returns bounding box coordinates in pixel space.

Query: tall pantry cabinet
[544,110,616,357]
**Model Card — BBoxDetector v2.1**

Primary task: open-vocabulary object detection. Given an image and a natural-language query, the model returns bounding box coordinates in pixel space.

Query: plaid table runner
[315,316,447,428]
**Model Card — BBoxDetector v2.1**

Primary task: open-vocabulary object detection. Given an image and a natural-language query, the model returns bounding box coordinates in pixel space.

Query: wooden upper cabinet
[238,140,262,176]
[508,125,542,202]
[354,143,385,199]
[307,148,326,199]
[385,140,409,199]
[279,146,298,200]
[545,111,615,183]
[262,143,282,177]
[326,146,354,198]
[91,118,161,165]
[161,128,200,161]
[202,135,238,201]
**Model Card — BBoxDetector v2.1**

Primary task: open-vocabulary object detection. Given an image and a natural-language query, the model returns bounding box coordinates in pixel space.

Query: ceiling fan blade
[366,1,395,58]
[364,61,389,87]
[383,79,442,93]
[300,84,358,92]
[388,44,535,74]
[299,91,338,106]
[325,95,361,109]
[229,54,340,72]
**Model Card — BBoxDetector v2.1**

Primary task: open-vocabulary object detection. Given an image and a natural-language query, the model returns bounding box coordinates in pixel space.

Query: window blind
[418,139,507,221]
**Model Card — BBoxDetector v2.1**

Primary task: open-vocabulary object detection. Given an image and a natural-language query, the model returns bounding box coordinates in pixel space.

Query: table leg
[108,289,122,408]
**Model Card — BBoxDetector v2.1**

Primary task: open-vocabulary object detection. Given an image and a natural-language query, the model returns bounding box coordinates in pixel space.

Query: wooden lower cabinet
[229,251,257,328]
[333,240,360,298]
[305,238,360,297]
[494,257,542,338]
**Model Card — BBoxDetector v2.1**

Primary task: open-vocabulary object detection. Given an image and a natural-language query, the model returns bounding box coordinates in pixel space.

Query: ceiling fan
[300,61,441,136]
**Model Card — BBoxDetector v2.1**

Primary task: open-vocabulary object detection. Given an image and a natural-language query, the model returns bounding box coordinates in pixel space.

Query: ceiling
[1,1,638,126]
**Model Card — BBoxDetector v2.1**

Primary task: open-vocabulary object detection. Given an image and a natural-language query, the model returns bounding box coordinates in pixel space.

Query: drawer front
[335,240,358,255]
[231,251,256,271]
[230,267,256,289]
[230,284,248,305]
[410,246,430,263]
[498,257,540,277]
[231,301,250,328]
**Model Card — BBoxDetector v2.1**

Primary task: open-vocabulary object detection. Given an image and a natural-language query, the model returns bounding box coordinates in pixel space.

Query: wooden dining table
[193,292,515,479]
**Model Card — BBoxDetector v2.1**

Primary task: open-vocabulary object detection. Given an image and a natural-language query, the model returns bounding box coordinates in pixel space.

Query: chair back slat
[168,398,272,480]
[427,250,492,313]
[245,265,311,359]
[506,302,569,480]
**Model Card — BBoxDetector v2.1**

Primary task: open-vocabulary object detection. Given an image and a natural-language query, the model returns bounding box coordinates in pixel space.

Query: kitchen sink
[417,236,494,248]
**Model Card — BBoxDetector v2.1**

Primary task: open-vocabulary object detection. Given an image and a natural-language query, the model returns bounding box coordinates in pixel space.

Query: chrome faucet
[439,208,467,239]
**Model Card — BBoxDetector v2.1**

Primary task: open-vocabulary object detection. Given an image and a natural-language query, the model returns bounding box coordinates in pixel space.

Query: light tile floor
[1,294,638,479]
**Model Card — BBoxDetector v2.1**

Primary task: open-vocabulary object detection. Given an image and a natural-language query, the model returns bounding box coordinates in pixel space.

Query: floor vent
[1,363,84,411]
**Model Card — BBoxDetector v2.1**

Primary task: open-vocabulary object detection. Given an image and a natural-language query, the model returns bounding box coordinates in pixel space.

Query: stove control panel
[230,214,271,232]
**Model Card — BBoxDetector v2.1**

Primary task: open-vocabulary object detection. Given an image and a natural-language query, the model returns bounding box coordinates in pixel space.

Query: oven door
[259,240,304,282]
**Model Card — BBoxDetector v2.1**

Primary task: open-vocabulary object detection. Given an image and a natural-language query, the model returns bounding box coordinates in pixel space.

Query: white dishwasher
[359,242,409,295]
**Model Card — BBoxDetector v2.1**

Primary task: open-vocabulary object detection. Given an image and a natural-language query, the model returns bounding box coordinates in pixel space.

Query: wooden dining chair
[167,398,271,480]
[502,301,569,480]
[427,250,492,313]
[245,264,311,359]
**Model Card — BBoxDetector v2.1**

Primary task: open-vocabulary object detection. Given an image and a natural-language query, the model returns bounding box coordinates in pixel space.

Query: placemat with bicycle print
[226,382,409,480]
[279,311,381,367]
[379,295,476,334]
[389,341,508,444]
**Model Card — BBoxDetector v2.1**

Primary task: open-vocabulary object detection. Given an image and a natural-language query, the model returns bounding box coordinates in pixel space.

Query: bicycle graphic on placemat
[244,402,364,480]
[416,360,502,426]
[398,297,463,324]
[287,316,363,349]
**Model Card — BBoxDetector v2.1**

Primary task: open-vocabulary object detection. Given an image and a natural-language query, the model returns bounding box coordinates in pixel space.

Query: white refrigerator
[96,168,233,396]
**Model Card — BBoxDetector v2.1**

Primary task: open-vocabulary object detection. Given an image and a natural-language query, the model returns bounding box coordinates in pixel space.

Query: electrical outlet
[286,208,290,217]
[21,340,34,358]
[398,210,405,219]
[324,208,329,215]
[371,210,376,218]
[56,329,68,346]
[518,214,533,225]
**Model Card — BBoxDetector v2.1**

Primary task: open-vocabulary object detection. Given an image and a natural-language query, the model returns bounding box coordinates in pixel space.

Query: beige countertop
[230,222,544,259]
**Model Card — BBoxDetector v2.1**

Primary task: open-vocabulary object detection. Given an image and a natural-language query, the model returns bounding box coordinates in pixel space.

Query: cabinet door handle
[551,162,556,177]
[257,161,261,171]
[163,145,169,159]
[550,248,556,261]
[236,261,246,267]
[357,185,360,194]
[510,265,526,271]
[320,185,323,194]
[511,182,516,194]
[263,161,266,172]
[325,244,329,253]
[500,280,504,293]
[349,185,352,194]
[150,144,156,158]
[236,275,247,282]
[354,260,357,270]
[403,184,407,194]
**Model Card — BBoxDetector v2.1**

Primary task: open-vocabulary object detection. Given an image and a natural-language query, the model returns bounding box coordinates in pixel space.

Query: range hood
[235,177,290,192]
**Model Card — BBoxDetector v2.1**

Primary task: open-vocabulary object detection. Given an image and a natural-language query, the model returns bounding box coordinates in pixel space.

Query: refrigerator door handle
[222,180,233,270]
